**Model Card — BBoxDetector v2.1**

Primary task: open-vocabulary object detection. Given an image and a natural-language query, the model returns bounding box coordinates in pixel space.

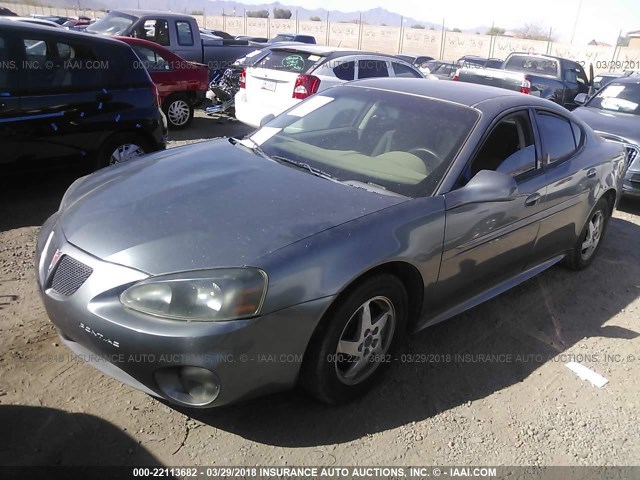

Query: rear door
[0,30,22,164]
[17,33,108,163]
[530,109,595,262]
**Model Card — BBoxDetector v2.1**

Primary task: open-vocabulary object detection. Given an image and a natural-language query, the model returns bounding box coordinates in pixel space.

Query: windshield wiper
[228,136,272,161]
[270,155,338,181]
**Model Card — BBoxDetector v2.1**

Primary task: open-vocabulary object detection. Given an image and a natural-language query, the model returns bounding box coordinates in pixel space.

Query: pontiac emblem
[48,248,63,272]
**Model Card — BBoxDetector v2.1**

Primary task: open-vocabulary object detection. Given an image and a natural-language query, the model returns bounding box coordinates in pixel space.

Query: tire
[300,274,408,405]
[163,94,194,129]
[95,133,151,170]
[563,197,611,270]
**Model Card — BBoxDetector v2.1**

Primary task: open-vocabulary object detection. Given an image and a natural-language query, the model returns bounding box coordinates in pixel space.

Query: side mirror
[574,93,588,105]
[445,170,518,209]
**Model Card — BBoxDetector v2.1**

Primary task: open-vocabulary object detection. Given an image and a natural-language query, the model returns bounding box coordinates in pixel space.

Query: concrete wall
[3,2,639,73]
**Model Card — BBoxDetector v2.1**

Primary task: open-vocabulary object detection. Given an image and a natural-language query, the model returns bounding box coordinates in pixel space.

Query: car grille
[50,255,93,296]
[625,144,639,168]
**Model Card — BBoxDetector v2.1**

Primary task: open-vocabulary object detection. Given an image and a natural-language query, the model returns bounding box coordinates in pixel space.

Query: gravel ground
[0,109,639,467]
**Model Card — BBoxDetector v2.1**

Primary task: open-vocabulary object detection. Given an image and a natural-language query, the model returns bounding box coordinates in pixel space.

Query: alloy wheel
[334,296,396,385]
[109,144,145,165]
[581,210,604,260]
[167,100,191,126]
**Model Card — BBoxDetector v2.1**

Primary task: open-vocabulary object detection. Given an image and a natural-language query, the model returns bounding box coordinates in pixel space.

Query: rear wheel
[163,94,194,129]
[96,133,151,169]
[564,197,611,270]
[300,275,407,405]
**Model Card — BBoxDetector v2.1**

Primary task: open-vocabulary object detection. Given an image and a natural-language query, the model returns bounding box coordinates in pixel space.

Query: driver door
[428,109,548,317]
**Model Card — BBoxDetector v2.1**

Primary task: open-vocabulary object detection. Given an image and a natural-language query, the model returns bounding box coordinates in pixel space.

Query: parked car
[454,52,590,110]
[483,58,504,69]
[118,36,209,128]
[36,79,624,408]
[31,15,73,25]
[205,42,306,116]
[421,60,458,79]
[457,55,488,68]
[0,21,167,170]
[395,54,435,69]
[2,16,63,28]
[85,10,256,69]
[573,77,640,198]
[0,7,17,16]
[270,33,316,44]
[235,46,425,127]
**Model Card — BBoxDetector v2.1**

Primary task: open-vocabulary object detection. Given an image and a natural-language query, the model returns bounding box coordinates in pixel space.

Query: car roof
[113,9,192,19]
[270,44,352,55]
[345,77,553,108]
[0,19,133,46]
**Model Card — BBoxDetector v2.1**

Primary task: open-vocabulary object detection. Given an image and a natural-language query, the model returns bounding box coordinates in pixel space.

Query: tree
[618,35,630,47]
[452,27,462,32]
[411,24,425,29]
[515,23,552,41]
[246,9,268,18]
[485,26,506,36]
[309,15,321,21]
[273,7,292,19]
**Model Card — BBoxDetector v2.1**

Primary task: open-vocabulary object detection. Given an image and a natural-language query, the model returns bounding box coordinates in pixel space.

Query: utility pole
[570,0,583,44]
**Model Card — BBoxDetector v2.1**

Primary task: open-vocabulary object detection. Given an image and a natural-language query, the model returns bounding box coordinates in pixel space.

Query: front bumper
[36,216,333,407]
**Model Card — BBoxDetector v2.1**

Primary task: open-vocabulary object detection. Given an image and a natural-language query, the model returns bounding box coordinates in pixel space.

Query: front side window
[536,111,577,163]
[460,111,537,186]
[133,19,170,46]
[252,87,479,197]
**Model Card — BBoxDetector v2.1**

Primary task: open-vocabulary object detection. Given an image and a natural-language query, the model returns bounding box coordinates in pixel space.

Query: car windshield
[252,86,479,197]
[504,55,559,77]
[86,12,135,35]
[587,82,640,115]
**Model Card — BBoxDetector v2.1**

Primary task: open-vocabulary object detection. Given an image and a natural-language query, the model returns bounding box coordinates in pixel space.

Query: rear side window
[333,61,355,81]
[256,50,320,73]
[20,36,100,90]
[536,112,577,163]
[392,62,422,78]
[0,35,15,91]
[358,60,389,79]
[176,21,194,46]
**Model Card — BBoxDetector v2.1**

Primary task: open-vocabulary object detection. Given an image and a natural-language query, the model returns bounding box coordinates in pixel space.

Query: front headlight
[120,268,267,321]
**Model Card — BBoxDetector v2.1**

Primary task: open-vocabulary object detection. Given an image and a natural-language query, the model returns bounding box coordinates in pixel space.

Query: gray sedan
[36,79,626,408]
[574,77,640,198]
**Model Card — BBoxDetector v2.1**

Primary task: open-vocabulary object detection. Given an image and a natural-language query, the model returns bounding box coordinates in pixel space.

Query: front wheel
[300,275,407,405]
[564,197,611,270]
[96,133,151,170]
[163,94,194,129]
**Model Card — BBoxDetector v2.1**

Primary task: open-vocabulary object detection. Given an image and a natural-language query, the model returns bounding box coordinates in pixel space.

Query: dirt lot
[1,109,639,467]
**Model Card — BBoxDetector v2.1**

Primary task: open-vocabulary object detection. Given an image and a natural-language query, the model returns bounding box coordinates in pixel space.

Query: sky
[231,0,640,45]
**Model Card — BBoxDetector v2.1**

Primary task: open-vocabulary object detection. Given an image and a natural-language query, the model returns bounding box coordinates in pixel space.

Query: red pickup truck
[117,36,209,128]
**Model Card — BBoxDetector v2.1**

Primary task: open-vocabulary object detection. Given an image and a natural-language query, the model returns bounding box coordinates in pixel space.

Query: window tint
[0,35,14,90]
[358,59,389,79]
[333,61,355,81]
[463,111,536,184]
[392,62,422,78]
[176,21,194,46]
[536,112,576,163]
[21,37,99,90]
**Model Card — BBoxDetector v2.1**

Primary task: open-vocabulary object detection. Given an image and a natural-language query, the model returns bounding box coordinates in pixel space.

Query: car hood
[58,140,405,274]
[573,106,640,145]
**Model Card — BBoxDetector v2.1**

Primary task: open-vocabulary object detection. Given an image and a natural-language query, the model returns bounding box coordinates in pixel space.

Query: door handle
[525,193,541,207]
[586,168,597,179]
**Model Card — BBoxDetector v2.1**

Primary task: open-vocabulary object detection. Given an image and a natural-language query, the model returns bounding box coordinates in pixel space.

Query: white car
[234,45,425,127]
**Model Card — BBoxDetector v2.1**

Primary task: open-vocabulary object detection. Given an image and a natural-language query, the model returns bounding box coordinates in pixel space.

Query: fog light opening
[155,366,220,406]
